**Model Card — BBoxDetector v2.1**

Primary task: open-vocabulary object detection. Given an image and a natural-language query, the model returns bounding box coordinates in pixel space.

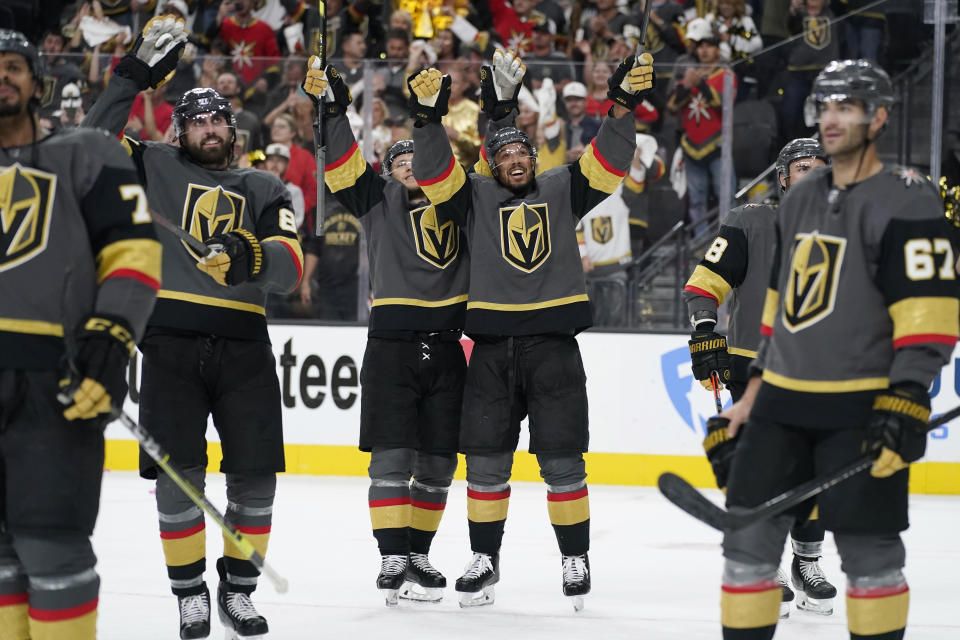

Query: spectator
[781,0,838,141]
[263,55,308,123]
[841,0,885,62]
[632,0,687,96]
[300,187,362,321]
[332,0,385,58]
[125,84,174,141]
[582,0,636,43]
[195,39,229,90]
[375,28,412,120]
[431,27,460,67]
[209,0,281,91]
[584,59,659,127]
[487,0,555,55]
[441,65,482,167]
[264,142,306,226]
[217,69,264,153]
[269,112,318,217]
[278,0,324,56]
[666,19,737,234]
[708,0,762,99]
[561,81,601,164]
[525,21,574,89]
[369,97,394,163]
[338,30,367,89]
[38,28,83,120]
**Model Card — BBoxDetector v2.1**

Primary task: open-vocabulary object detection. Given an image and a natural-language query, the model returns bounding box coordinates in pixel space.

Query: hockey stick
[658,403,960,532]
[635,0,654,56]
[710,371,723,414]
[313,0,327,236]
[152,212,217,258]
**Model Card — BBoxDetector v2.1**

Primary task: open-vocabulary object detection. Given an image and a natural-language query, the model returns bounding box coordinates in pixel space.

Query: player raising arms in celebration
[0,29,161,640]
[83,16,302,640]
[408,48,654,610]
[715,59,959,640]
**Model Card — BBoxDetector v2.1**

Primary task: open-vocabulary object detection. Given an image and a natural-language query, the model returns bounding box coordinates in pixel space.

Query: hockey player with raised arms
[408,48,655,610]
[301,57,468,607]
[0,28,161,640]
[684,138,837,618]
[82,16,302,640]
[714,59,959,640]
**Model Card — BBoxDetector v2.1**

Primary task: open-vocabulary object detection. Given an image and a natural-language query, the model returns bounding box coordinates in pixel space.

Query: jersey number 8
[704,237,729,264]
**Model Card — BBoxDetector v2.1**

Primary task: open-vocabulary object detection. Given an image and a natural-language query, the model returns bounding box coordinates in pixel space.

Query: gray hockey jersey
[0,127,161,369]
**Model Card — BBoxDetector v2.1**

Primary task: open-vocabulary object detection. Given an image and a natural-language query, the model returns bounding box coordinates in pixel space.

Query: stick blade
[657,472,729,532]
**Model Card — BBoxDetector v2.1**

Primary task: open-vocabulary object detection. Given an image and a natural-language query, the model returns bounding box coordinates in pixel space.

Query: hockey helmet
[776,138,827,192]
[803,59,894,127]
[0,29,43,81]
[383,139,414,174]
[172,88,238,139]
[486,127,537,175]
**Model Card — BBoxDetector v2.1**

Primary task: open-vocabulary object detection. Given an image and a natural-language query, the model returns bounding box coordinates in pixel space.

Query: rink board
[106,325,960,493]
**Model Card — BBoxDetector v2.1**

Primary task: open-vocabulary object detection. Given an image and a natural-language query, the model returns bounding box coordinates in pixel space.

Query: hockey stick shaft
[710,371,723,414]
[635,0,654,56]
[152,212,216,258]
[314,0,327,236]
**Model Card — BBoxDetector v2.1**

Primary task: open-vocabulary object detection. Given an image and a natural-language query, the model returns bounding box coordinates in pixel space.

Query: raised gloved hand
[195,228,263,286]
[113,16,188,90]
[479,48,526,119]
[301,57,353,116]
[535,77,560,139]
[863,384,930,478]
[702,416,737,490]
[688,331,731,391]
[607,52,656,111]
[407,68,451,124]
[60,315,135,421]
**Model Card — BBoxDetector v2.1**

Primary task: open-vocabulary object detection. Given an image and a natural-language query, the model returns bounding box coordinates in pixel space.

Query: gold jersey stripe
[419,157,467,205]
[761,288,779,333]
[371,294,468,308]
[847,589,909,635]
[0,317,63,336]
[685,265,733,305]
[29,609,97,639]
[325,143,367,193]
[762,369,889,393]
[96,238,162,285]
[157,290,266,315]
[467,497,509,523]
[467,294,589,312]
[223,531,270,560]
[889,296,959,343]
[0,601,28,640]
[369,503,411,530]
[161,530,206,567]
[728,347,758,359]
[546,495,590,526]
[721,585,781,628]
[411,505,445,532]
[262,235,304,269]
[578,141,625,194]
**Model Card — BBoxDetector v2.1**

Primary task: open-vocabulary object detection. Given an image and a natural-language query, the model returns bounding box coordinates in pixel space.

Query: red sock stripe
[369,497,412,508]
[721,579,778,594]
[0,593,28,606]
[847,583,909,599]
[235,525,272,535]
[159,522,206,540]
[411,499,446,511]
[467,488,511,501]
[547,487,589,502]
[29,598,98,622]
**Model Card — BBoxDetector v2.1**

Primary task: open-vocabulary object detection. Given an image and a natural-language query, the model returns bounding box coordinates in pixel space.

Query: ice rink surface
[94,472,959,639]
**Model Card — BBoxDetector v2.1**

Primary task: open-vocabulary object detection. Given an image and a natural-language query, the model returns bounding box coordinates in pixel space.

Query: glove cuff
[76,314,137,357]
[113,54,153,92]
[606,87,637,112]
[490,99,518,120]
[232,228,263,278]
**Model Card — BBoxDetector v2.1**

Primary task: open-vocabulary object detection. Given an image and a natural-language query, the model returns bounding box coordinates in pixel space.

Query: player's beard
[184,133,232,167]
[0,82,26,118]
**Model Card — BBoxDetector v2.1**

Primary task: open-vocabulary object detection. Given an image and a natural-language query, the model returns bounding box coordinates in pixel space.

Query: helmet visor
[803,94,874,127]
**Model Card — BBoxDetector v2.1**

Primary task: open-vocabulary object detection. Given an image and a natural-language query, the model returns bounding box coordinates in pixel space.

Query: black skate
[455,552,499,608]
[400,552,446,603]
[791,555,837,615]
[178,585,210,639]
[562,554,591,612]
[775,568,795,618]
[217,583,268,639]
[377,554,409,607]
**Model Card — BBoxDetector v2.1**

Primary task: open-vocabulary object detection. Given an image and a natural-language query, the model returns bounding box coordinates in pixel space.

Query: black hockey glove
[702,416,737,490]
[195,228,263,286]
[407,68,451,124]
[60,315,135,422]
[113,16,187,90]
[301,57,353,117]
[863,383,930,478]
[688,331,731,391]
[607,52,656,112]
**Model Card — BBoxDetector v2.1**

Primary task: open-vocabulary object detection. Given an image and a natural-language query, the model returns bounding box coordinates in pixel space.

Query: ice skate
[217,583,268,639]
[455,552,499,607]
[775,568,794,618]
[399,552,446,602]
[562,554,591,612]
[178,585,210,639]
[791,555,837,615]
[377,554,408,606]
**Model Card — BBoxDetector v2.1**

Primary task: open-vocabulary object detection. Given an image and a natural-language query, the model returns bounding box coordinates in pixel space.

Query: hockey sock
[156,468,207,596]
[409,480,449,554]
[369,479,412,555]
[27,570,99,640]
[0,560,28,640]
[720,578,780,640]
[846,576,908,640]
[221,474,276,595]
[466,484,510,555]
[546,483,590,555]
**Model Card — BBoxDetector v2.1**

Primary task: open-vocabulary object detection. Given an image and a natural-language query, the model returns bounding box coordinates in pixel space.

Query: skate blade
[223,631,267,640]
[779,601,790,619]
[457,585,495,608]
[569,595,585,612]
[796,593,833,615]
[381,588,400,607]
[399,581,443,603]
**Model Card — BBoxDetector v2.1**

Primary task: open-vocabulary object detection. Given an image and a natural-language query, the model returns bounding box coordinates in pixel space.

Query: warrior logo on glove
[688,331,731,390]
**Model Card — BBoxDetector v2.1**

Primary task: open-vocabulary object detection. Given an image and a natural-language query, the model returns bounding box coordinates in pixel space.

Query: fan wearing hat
[264,143,306,225]
[561,81,601,164]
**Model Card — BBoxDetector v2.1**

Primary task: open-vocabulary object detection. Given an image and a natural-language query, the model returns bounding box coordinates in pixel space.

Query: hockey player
[301,58,467,607]
[82,17,303,640]
[0,28,161,640]
[715,59,958,639]
[409,49,655,610]
[683,138,836,617]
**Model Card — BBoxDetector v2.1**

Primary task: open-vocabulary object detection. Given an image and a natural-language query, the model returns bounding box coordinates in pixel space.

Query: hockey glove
[535,77,560,140]
[688,331,731,391]
[302,57,353,117]
[702,416,737,490]
[863,383,930,478]
[195,228,263,286]
[607,52,656,111]
[113,16,188,90]
[60,315,135,422]
[407,68,451,124]
[479,48,526,119]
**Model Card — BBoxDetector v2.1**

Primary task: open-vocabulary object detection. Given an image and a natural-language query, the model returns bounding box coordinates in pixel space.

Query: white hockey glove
[114,16,187,89]
[479,48,526,118]
[535,78,560,140]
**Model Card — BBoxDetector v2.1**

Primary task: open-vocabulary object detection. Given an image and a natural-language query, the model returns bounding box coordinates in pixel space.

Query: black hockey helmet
[0,29,43,81]
[776,138,827,192]
[486,127,537,174]
[383,139,414,174]
[803,59,894,127]
[172,87,238,139]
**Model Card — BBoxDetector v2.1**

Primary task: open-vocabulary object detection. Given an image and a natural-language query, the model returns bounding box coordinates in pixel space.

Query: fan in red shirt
[585,60,659,128]
[212,0,281,86]
[269,113,317,221]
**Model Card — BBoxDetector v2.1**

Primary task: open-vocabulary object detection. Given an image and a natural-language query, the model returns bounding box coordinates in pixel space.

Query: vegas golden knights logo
[591,216,613,244]
[500,202,550,272]
[782,231,846,332]
[181,184,246,260]
[410,204,459,268]
[804,16,831,50]
[645,23,664,54]
[0,164,56,273]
